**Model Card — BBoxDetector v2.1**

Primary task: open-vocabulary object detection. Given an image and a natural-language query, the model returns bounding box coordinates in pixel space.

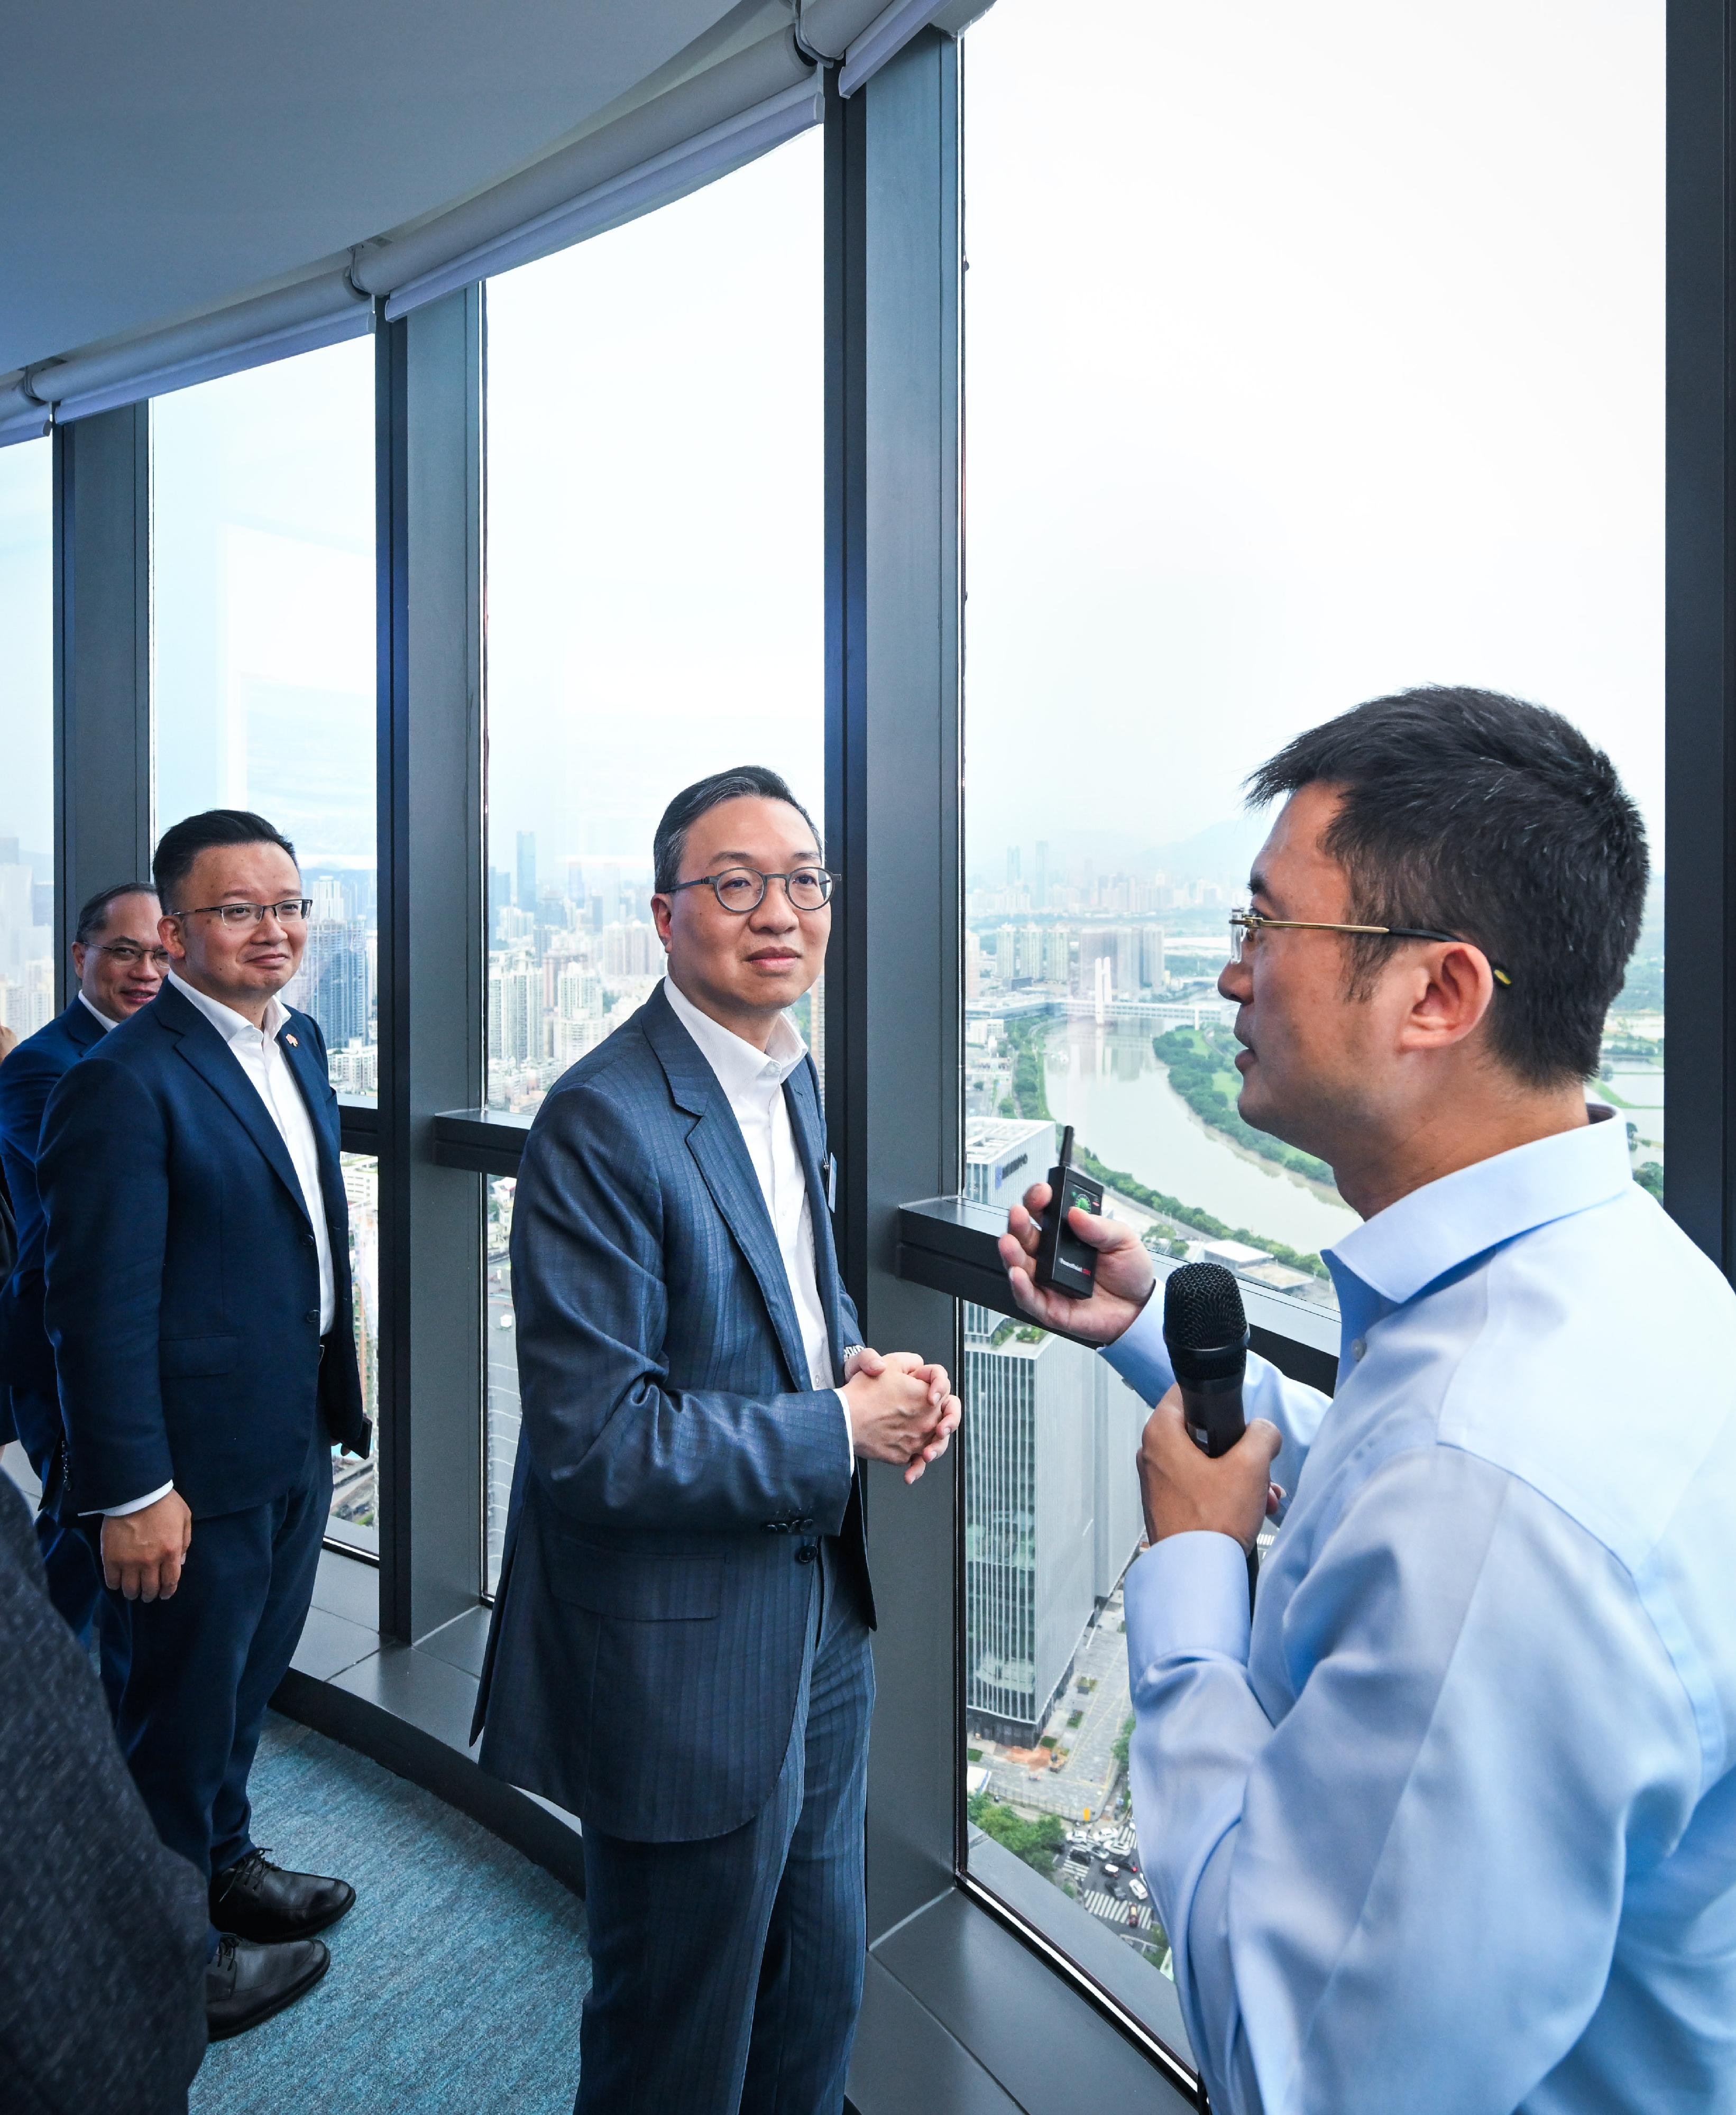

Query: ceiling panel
[0,0,742,373]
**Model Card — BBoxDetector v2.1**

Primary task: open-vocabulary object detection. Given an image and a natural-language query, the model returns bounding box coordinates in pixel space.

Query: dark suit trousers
[111,1424,329,1890]
[576,1541,875,2115]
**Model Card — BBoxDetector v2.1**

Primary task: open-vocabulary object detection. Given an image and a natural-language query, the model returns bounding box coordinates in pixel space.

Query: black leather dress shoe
[210,1848,356,1943]
[206,1934,329,2040]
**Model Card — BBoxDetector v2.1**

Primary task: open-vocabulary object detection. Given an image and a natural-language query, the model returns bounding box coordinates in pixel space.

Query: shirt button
[1351,1338,1367,1362]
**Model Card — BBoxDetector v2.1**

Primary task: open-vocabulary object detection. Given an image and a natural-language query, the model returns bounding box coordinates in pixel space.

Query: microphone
[1163,1262,1260,1608]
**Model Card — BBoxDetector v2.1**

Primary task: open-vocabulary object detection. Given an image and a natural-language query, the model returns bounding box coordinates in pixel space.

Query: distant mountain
[973,810,1267,889]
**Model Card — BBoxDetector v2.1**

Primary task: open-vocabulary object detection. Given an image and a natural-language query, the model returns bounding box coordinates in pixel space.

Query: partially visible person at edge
[37,811,370,2044]
[0,1469,207,2113]
[0,883,166,1659]
[473,765,961,2115]
[1002,687,1735,2114]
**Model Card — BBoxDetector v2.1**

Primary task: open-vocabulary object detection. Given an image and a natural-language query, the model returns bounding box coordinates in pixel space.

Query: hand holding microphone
[1141,1264,1282,1609]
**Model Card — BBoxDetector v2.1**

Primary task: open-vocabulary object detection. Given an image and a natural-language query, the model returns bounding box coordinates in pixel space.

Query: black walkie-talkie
[1034,1125,1105,1299]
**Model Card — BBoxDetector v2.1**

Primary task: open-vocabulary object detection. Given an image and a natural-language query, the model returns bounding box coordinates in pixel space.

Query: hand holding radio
[998,1130,1155,1345]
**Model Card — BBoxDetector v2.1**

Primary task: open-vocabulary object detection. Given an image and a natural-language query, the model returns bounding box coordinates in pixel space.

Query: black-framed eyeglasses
[173,899,313,929]
[84,942,171,967]
[667,868,836,915]
[1229,907,1513,987]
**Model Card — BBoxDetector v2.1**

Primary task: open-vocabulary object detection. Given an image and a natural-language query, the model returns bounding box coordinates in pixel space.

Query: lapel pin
[285,1034,299,1047]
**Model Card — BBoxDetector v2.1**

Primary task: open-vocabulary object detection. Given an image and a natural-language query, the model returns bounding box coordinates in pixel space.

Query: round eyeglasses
[1229,907,1512,987]
[667,867,835,915]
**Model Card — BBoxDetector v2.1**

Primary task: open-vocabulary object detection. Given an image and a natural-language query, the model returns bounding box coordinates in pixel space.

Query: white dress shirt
[662,977,852,1443]
[1109,1109,1736,2114]
[76,992,117,1033]
[99,973,336,1518]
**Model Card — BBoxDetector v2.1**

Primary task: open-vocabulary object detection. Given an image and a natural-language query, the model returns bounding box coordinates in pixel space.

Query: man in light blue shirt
[1002,686,1736,2112]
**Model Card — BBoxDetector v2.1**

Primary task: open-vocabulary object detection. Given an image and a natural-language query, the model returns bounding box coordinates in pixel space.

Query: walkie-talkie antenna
[1057,1124,1074,1168]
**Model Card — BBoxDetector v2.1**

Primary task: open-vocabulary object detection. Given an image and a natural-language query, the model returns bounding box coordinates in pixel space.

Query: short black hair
[74,882,159,946]
[653,767,820,895]
[153,810,298,912]
[1246,686,1648,1086]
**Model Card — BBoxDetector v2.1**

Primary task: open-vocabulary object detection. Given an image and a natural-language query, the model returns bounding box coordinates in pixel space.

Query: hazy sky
[0,439,52,865]
[962,0,1664,879]
[0,0,1664,904]
[486,130,824,891]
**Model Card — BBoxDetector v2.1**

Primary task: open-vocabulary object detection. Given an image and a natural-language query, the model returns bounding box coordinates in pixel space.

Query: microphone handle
[1178,1375,1260,1615]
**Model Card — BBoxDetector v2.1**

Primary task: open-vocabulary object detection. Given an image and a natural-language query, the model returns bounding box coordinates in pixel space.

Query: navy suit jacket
[473,983,874,1843]
[0,998,109,1463]
[35,980,368,1519]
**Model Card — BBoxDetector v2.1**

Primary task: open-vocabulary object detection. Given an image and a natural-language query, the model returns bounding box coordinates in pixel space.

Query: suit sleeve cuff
[89,1480,175,1519]
[1123,1531,1252,1669]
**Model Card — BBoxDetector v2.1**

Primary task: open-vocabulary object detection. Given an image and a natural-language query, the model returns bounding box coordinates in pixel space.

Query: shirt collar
[168,969,288,1047]
[1325,1103,1633,1311]
[76,992,117,1034]
[662,974,806,1099]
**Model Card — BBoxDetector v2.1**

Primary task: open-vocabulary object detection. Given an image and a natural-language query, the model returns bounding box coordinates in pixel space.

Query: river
[1041,1018,1362,1255]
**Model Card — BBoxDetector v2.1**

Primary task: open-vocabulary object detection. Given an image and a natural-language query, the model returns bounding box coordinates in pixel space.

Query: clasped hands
[842,1347,961,1486]
[998,1178,1281,1548]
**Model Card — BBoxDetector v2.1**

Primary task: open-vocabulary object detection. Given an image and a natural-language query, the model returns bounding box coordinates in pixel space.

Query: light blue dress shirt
[1109,1109,1736,2113]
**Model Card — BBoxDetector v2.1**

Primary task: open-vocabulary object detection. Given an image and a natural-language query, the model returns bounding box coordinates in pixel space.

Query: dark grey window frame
[34,4,1731,2107]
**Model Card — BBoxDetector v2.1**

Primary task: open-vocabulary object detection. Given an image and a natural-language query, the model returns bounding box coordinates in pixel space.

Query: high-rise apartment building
[1140,925,1165,991]
[516,829,537,913]
[961,1127,1146,1747]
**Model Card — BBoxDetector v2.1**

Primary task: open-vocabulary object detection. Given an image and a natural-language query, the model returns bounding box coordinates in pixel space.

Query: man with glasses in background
[474,765,961,2115]
[1001,688,1736,2114]
[0,882,166,1649]
[38,810,371,2043]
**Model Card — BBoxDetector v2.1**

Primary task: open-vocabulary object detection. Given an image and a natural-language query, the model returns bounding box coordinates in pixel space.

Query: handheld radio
[1033,1125,1105,1299]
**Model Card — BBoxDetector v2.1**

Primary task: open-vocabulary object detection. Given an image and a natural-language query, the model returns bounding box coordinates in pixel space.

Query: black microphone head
[1163,1262,1248,1351]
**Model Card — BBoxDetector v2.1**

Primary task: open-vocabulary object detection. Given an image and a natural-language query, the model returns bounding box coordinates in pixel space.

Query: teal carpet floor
[190,1713,591,2114]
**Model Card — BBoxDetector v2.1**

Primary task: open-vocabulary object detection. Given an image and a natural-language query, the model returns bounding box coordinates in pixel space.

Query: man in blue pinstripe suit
[473,766,960,2115]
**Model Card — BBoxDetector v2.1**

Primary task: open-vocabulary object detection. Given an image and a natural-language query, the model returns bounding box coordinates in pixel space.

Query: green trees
[968,1791,1066,1872]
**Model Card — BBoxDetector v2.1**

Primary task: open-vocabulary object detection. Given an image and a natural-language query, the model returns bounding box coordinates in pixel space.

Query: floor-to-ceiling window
[480,128,826,1588]
[151,338,382,1549]
[0,440,57,1041]
[958,0,1664,2050]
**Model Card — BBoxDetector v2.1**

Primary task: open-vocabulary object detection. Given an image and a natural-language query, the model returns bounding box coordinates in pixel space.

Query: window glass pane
[152,339,379,1100]
[482,130,824,1122]
[485,1174,518,1593]
[961,0,1662,2043]
[330,1151,382,1553]
[0,439,56,1040]
[481,136,824,1587]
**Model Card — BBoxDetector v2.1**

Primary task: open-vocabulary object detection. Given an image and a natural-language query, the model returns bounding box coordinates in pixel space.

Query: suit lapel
[153,985,313,1231]
[277,1018,346,1234]
[61,998,107,1053]
[683,1109,812,1394]
[642,985,813,1393]
[784,1063,846,1372]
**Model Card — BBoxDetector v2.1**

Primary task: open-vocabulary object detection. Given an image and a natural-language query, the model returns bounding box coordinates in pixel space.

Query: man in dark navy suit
[0,882,166,1643]
[38,810,371,2043]
[474,767,962,2115]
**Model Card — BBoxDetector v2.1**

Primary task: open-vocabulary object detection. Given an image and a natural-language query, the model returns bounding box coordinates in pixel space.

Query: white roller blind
[800,0,993,93]
[0,386,50,447]
[360,29,819,318]
[0,1,999,446]
[19,269,372,426]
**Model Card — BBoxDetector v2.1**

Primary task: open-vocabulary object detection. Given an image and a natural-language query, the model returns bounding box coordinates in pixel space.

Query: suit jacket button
[795,1543,818,1566]
[305,1309,320,1323]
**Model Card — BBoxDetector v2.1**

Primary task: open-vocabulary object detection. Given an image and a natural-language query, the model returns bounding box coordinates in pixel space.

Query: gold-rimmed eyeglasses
[1228,907,1513,987]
